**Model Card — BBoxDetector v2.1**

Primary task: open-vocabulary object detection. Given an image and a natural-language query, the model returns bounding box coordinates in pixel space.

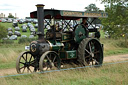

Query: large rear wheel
[78,38,103,66]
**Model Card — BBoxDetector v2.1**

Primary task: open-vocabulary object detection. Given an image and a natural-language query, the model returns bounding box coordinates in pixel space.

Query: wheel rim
[16,51,36,74]
[39,51,61,72]
[84,39,103,66]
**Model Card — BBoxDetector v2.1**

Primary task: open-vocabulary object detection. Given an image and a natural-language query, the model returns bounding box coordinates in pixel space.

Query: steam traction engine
[16,4,107,74]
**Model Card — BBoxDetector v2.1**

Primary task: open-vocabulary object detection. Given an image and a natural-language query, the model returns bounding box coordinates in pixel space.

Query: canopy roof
[30,9,108,20]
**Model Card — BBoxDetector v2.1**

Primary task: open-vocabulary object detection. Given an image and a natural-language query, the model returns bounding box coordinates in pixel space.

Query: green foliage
[18,37,37,44]
[101,1,128,39]
[8,14,14,18]
[1,39,14,44]
[0,24,7,40]
[101,0,128,4]
[85,4,103,24]
[85,4,100,12]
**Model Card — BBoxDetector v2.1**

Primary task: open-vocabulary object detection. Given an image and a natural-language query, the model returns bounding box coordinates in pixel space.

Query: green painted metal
[74,25,86,43]
[66,50,77,59]
[48,40,64,51]
[61,33,73,42]
[64,43,71,51]
[59,50,77,59]
[59,51,66,59]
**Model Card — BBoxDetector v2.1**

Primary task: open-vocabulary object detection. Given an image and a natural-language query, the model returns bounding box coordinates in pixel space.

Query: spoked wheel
[16,51,37,74]
[78,38,103,66]
[39,51,61,72]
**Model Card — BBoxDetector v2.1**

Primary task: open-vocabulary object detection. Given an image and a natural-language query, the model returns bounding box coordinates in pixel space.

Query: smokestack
[36,4,45,41]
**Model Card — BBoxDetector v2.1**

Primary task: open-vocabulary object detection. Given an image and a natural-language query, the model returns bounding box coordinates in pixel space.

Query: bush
[1,39,14,44]
[0,24,7,40]
[18,38,37,44]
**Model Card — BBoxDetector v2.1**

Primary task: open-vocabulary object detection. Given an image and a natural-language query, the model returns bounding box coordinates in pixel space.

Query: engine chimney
[36,4,45,42]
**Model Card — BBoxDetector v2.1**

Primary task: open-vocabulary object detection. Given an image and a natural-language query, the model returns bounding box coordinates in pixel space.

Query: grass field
[0,23,32,37]
[0,62,128,85]
[101,38,128,56]
[0,22,38,43]
[0,22,128,85]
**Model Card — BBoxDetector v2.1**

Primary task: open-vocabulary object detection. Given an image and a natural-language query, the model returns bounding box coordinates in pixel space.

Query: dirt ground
[0,54,128,76]
[103,54,128,62]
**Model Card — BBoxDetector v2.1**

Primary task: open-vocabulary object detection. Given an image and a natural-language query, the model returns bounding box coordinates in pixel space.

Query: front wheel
[39,51,61,72]
[16,51,37,74]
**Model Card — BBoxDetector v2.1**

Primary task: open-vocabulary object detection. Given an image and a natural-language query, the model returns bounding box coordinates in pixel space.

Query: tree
[8,14,14,18]
[100,0,128,4]
[85,4,100,12]
[101,1,128,38]
[0,24,7,40]
[100,0,128,46]
[85,3,103,24]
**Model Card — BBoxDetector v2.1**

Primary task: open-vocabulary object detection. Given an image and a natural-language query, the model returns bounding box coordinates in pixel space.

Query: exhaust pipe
[36,4,45,42]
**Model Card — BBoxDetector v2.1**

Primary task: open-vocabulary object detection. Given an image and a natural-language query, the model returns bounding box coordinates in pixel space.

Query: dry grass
[0,62,128,85]
[0,49,18,63]
[101,38,120,50]
[100,38,128,56]
[0,44,25,69]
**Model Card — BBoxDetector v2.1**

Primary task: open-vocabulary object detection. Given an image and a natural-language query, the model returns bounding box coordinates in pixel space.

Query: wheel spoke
[26,53,27,62]
[20,66,26,73]
[29,55,32,62]
[20,66,25,70]
[85,49,90,54]
[27,67,32,73]
[30,60,35,64]
[29,63,35,67]
[20,62,25,65]
[94,59,99,65]
[94,51,99,54]
[53,56,56,62]
[22,67,26,73]
[89,42,95,59]
[89,42,92,53]
[85,55,90,59]
[21,55,26,61]
[46,55,52,63]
